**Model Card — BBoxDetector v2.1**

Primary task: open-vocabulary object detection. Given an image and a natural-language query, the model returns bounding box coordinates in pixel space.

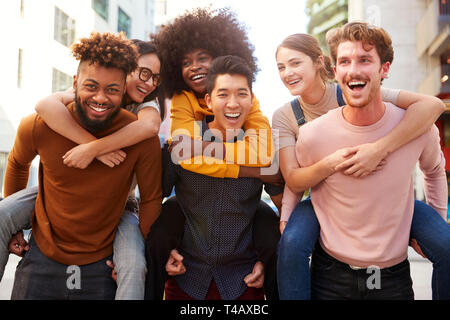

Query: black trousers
[144,197,280,300]
[11,235,116,300]
[311,243,414,300]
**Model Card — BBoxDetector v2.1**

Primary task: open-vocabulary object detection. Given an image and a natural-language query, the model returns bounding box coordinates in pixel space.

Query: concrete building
[306,0,349,53]
[348,0,449,103]
[348,0,450,216]
[0,0,156,195]
[348,0,431,92]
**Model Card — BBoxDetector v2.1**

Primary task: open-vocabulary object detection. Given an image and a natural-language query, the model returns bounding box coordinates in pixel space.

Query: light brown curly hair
[71,32,138,75]
[326,22,394,66]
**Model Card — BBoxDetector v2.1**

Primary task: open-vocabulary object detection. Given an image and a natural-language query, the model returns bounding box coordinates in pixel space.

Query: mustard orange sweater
[170,90,273,178]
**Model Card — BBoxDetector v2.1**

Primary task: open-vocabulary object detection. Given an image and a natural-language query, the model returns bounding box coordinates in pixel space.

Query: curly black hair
[72,32,138,75]
[151,7,258,98]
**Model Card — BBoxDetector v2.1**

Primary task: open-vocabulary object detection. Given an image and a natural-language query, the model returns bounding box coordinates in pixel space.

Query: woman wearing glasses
[0,40,163,300]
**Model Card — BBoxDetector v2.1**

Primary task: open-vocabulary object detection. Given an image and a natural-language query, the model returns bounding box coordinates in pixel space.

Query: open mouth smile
[287,79,301,86]
[347,80,367,91]
[224,112,243,124]
[225,112,241,120]
[190,74,207,81]
[136,86,149,95]
[88,103,111,114]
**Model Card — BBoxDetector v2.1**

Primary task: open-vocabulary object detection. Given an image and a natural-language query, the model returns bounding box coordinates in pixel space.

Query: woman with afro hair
[153,7,273,177]
[145,7,283,300]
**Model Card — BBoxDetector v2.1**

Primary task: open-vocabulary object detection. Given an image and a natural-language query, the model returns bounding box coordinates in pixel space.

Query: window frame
[117,7,131,37]
[54,6,76,48]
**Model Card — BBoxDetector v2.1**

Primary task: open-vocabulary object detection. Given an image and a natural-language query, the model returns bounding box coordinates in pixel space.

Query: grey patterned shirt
[162,117,280,300]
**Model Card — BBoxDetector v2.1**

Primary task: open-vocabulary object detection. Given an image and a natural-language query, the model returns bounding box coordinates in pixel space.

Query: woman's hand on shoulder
[63,142,126,169]
[334,142,387,177]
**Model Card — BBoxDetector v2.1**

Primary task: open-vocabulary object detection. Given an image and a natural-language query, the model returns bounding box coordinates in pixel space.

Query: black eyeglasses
[138,67,161,86]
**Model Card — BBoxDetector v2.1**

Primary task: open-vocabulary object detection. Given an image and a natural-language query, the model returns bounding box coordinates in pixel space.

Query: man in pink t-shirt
[296,22,447,299]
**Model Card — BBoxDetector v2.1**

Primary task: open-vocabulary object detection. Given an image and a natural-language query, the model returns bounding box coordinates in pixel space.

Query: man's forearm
[286,158,334,193]
[199,140,225,160]
[238,166,260,178]
[3,115,38,197]
[423,165,448,220]
[379,97,445,156]
[4,158,31,197]
[138,201,162,239]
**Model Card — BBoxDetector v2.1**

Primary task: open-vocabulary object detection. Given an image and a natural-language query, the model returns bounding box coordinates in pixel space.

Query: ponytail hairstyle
[276,33,334,82]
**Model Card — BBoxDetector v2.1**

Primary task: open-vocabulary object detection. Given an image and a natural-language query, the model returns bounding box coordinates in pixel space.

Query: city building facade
[349,0,450,216]
[306,0,349,53]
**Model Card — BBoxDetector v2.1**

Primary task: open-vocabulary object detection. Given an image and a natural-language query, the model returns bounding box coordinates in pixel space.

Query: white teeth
[348,81,366,86]
[137,87,148,94]
[191,74,206,81]
[288,80,300,85]
[89,104,107,112]
[225,113,240,118]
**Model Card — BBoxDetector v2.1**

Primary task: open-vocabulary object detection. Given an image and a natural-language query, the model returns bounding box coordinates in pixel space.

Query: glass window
[441,50,450,82]
[155,0,167,16]
[118,7,131,37]
[92,0,109,21]
[440,0,450,15]
[17,49,23,88]
[54,6,76,47]
[20,0,24,18]
[52,68,72,93]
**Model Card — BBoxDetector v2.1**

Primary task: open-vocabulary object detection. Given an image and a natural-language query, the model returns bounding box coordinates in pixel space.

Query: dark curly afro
[151,7,258,98]
[71,32,138,76]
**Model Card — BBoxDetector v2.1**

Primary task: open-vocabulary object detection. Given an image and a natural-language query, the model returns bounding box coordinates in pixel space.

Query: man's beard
[75,93,121,133]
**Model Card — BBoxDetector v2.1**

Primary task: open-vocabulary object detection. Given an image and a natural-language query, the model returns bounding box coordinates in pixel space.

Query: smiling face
[125,53,161,104]
[276,47,322,96]
[73,62,125,132]
[181,49,214,96]
[334,40,390,109]
[205,73,252,140]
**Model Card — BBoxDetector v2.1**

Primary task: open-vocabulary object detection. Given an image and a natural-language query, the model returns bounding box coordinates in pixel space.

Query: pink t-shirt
[273,83,400,221]
[295,103,447,268]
